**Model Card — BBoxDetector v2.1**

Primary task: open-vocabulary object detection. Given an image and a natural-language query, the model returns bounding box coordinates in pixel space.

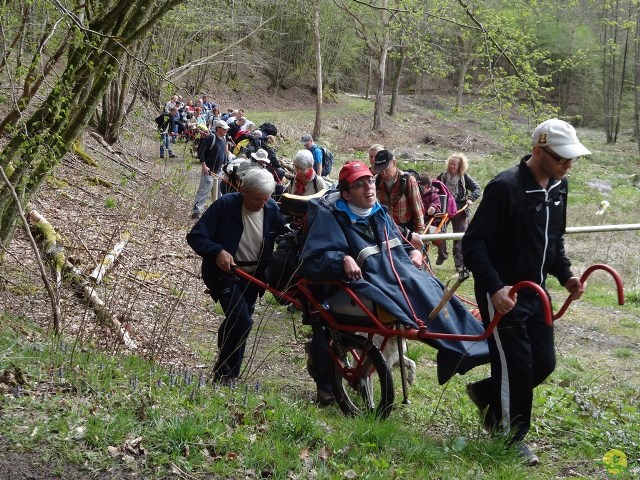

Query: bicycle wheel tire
[329,331,394,419]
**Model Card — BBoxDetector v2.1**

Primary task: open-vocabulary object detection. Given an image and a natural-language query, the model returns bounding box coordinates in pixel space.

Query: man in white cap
[191,119,230,219]
[462,119,590,466]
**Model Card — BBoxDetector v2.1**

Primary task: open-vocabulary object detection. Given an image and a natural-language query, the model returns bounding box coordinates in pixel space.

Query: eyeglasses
[350,177,375,190]
[542,147,577,165]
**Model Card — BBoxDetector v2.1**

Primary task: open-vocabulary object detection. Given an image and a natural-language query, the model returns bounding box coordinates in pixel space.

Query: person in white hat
[461,119,590,466]
[191,120,230,219]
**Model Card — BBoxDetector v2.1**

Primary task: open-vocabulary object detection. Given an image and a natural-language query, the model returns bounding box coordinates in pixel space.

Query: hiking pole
[428,268,470,320]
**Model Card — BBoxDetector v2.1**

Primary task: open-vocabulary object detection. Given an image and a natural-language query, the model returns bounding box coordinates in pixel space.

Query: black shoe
[315,388,335,407]
[190,211,200,220]
[466,382,497,433]
[435,255,447,265]
[515,443,540,466]
[159,154,165,159]
[169,153,177,158]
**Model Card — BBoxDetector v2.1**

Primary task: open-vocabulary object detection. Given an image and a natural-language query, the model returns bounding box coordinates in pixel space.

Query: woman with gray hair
[287,149,327,196]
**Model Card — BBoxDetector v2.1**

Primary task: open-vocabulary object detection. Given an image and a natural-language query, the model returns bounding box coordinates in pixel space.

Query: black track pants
[474,289,556,442]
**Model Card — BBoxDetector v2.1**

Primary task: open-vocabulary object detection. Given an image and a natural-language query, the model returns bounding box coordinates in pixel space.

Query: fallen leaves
[108,436,147,464]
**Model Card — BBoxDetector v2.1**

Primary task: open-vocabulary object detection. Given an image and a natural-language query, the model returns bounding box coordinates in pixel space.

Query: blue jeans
[160,133,174,157]
[211,276,260,379]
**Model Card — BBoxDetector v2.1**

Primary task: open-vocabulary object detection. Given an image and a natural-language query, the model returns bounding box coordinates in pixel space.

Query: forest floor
[1,88,638,479]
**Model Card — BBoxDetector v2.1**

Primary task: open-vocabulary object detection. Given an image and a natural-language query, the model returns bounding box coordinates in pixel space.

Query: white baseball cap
[532,119,591,158]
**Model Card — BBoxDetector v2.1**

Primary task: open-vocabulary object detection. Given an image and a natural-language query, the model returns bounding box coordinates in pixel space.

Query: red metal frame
[233,263,625,344]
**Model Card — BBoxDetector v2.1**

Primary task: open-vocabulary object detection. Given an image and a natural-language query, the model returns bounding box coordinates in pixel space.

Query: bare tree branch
[165,16,277,79]
[0,165,62,335]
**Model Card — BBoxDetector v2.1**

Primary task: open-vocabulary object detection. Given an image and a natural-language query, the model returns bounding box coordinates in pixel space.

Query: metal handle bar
[552,263,624,320]
[233,264,624,343]
[232,267,303,310]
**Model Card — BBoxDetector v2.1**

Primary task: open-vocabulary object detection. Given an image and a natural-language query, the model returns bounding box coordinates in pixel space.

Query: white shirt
[235,206,264,273]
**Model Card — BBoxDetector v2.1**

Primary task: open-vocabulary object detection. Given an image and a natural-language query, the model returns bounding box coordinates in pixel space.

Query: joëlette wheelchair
[234,192,625,419]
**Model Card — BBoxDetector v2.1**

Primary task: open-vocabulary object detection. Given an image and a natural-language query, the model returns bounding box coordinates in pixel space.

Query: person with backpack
[418,173,442,226]
[300,133,323,176]
[371,150,425,236]
[191,120,230,220]
[155,107,179,159]
[435,152,481,271]
[286,150,327,196]
[301,133,333,177]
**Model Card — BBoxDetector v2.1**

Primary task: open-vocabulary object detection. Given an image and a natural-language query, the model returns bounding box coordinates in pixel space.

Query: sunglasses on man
[541,147,578,165]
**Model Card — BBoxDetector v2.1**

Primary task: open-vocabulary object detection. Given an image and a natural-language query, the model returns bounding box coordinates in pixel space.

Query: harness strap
[355,238,402,267]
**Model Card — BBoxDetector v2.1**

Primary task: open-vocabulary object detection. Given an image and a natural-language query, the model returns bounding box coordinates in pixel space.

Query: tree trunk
[635,10,640,152]
[365,55,372,99]
[372,0,390,131]
[455,59,471,108]
[312,4,323,139]
[389,45,406,116]
[0,0,185,252]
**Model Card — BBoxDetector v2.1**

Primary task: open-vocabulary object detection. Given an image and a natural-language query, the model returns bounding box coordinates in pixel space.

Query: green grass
[1,313,638,478]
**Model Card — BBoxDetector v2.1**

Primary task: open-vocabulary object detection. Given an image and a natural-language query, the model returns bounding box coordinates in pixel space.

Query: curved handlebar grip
[552,263,625,320]
[508,281,553,326]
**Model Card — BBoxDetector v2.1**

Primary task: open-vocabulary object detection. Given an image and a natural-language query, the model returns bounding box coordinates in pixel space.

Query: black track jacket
[462,156,573,297]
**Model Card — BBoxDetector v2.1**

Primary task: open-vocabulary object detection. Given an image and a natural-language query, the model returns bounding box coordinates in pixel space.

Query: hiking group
[185,116,591,467]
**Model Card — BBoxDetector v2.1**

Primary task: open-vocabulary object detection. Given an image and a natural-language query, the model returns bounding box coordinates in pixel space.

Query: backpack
[320,146,334,176]
[155,113,169,131]
[431,179,458,217]
[265,230,304,305]
[259,122,278,137]
[375,168,422,200]
[197,134,214,161]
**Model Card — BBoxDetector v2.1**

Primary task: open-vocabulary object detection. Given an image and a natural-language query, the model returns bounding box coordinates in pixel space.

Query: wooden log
[26,208,137,350]
[90,233,129,284]
[66,260,138,350]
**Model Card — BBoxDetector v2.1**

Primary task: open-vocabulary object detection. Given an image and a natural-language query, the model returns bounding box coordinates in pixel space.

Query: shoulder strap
[312,176,318,192]
[400,172,409,197]
[208,135,216,151]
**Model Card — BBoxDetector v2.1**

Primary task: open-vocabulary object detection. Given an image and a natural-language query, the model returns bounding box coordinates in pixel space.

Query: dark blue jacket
[462,157,573,297]
[299,192,488,384]
[186,192,287,298]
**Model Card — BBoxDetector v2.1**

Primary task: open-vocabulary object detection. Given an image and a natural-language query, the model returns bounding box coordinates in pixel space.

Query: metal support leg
[396,334,410,405]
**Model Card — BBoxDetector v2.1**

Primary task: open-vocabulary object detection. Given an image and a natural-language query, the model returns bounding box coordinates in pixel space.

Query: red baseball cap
[338,161,373,184]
